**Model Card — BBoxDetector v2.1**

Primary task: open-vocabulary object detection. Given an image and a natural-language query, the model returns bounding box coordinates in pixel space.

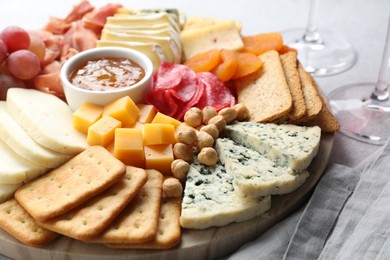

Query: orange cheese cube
[114,128,145,167]
[87,115,122,146]
[151,112,181,128]
[103,96,139,126]
[137,104,157,123]
[143,123,176,145]
[145,144,174,175]
[72,102,103,133]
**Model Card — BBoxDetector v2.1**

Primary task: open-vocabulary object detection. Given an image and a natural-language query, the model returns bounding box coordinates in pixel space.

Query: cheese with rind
[6,88,88,155]
[101,30,181,64]
[180,158,271,229]
[106,13,180,33]
[224,122,321,171]
[216,138,308,198]
[96,40,166,70]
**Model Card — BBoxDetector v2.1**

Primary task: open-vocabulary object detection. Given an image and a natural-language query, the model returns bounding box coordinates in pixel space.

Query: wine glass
[282,0,357,76]
[327,14,390,145]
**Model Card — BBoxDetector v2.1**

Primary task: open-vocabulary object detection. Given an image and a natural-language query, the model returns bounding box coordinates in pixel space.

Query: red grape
[7,50,41,80]
[0,39,7,64]
[0,26,30,53]
[27,34,46,63]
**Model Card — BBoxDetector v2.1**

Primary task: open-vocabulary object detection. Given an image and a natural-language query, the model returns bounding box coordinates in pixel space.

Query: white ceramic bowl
[61,47,153,111]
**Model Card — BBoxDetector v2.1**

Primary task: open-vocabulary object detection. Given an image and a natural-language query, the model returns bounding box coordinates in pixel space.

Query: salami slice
[196,72,235,111]
[145,88,178,117]
[153,61,182,89]
[145,63,235,120]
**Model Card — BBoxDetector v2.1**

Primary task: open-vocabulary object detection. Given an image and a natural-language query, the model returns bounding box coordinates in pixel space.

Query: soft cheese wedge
[6,88,88,155]
[224,122,321,171]
[180,158,271,229]
[97,40,166,70]
[106,13,180,33]
[0,139,46,185]
[100,30,181,64]
[216,138,309,198]
[0,102,70,168]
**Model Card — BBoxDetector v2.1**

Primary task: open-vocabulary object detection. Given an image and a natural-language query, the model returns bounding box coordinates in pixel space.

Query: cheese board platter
[0,133,333,259]
[0,0,339,259]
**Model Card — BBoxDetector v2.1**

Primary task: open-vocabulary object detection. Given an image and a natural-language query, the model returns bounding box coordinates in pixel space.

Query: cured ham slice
[34,72,65,99]
[83,3,122,35]
[64,0,95,23]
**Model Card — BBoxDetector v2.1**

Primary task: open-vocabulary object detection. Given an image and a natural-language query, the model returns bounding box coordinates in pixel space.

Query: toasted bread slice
[280,52,307,122]
[294,63,322,123]
[235,50,292,123]
[304,78,340,133]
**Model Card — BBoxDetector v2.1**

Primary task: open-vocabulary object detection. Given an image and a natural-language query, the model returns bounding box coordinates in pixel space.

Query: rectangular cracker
[37,166,148,240]
[15,146,126,222]
[0,199,58,247]
[235,50,292,123]
[280,52,307,122]
[85,169,163,244]
[105,196,182,249]
[295,62,323,123]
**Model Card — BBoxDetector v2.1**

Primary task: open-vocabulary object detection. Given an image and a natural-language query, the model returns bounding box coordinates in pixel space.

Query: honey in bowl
[69,57,145,91]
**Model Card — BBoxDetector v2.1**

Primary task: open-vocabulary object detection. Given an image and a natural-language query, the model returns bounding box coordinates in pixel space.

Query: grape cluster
[0,26,45,80]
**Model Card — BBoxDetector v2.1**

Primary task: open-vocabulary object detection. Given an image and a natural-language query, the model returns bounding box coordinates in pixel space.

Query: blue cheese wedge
[216,138,308,198]
[224,122,321,171]
[180,158,271,229]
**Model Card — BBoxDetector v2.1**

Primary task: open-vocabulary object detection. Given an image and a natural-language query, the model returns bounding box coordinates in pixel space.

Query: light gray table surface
[0,0,389,259]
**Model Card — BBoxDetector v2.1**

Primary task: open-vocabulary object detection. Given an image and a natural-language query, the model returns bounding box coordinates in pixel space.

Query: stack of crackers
[0,146,182,249]
[235,50,340,133]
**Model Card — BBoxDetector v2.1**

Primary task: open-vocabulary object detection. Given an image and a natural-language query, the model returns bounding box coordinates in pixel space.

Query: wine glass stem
[304,0,321,42]
[372,13,390,101]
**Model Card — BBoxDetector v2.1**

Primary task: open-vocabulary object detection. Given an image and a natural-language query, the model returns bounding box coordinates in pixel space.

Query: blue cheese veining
[224,122,321,171]
[216,138,308,198]
[180,158,271,229]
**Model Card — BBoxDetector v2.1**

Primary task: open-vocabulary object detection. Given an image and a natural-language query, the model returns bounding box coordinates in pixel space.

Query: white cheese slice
[104,22,176,33]
[0,183,22,203]
[114,8,183,28]
[6,88,88,155]
[180,158,271,229]
[224,122,321,171]
[183,16,242,32]
[0,139,46,185]
[180,20,244,59]
[216,138,309,198]
[100,30,181,64]
[104,27,180,44]
[97,40,166,71]
[106,13,180,33]
[0,102,70,168]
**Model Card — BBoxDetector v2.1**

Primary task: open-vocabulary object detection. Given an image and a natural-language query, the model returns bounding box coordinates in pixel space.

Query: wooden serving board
[0,134,333,260]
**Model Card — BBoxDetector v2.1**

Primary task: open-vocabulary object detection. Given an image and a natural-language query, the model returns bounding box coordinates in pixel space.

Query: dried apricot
[211,49,238,82]
[184,49,222,73]
[231,52,263,79]
[242,32,283,55]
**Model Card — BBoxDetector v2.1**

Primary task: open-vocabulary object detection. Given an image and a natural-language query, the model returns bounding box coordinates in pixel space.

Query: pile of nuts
[170,103,250,181]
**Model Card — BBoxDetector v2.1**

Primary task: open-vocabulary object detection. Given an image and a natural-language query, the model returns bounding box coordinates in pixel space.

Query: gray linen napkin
[226,139,390,260]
